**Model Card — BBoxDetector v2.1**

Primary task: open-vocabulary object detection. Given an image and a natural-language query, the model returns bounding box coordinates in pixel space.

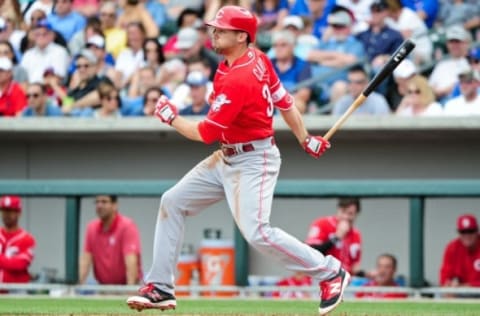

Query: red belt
[221,138,275,157]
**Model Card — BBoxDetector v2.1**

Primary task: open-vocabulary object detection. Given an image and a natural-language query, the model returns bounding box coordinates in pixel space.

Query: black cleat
[126,283,176,312]
[318,268,351,315]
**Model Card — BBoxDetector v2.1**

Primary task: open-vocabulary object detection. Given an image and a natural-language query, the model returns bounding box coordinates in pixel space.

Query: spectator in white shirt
[428,25,471,102]
[20,19,70,83]
[396,75,443,116]
[115,22,146,88]
[444,68,480,116]
[385,0,432,66]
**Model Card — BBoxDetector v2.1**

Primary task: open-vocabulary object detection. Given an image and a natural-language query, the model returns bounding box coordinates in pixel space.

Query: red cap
[0,195,22,212]
[457,214,478,232]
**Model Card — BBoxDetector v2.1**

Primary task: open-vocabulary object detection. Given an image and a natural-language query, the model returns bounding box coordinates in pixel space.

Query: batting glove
[303,135,331,159]
[154,96,178,125]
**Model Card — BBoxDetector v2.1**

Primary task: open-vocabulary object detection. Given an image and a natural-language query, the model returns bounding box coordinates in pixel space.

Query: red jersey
[198,47,293,144]
[440,235,480,286]
[0,81,27,116]
[84,213,142,284]
[355,279,408,299]
[0,227,36,283]
[306,216,362,274]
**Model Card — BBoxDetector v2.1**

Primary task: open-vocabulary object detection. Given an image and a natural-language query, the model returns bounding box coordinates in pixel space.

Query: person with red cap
[126,5,348,315]
[0,195,36,284]
[439,214,480,288]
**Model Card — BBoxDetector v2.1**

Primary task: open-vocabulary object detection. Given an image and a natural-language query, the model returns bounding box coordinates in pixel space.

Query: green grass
[0,297,479,315]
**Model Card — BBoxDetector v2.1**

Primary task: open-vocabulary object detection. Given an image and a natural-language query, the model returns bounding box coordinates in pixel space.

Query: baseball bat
[323,39,416,141]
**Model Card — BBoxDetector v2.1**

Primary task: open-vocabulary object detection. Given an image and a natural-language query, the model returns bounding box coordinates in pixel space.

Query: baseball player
[440,214,480,288]
[127,6,350,315]
[306,198,362,275]
[0,195,36,284]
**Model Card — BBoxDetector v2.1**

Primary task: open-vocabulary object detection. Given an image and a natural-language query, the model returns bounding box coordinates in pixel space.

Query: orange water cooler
[198,229,236,297]
[175,245,199,297]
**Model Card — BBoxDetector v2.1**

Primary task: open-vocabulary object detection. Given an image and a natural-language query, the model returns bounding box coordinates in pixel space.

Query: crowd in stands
[0,0,479,118]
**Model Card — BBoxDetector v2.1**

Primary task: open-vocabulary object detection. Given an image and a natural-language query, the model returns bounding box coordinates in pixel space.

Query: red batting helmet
[205,5,258,43]
[0,195,22,212]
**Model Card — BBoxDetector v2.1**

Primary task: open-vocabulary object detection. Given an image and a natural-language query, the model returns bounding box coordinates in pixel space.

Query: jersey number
[262,84,274,117]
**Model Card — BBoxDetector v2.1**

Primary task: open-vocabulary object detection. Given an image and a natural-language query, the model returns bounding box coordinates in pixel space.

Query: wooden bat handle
[323,94,367,141]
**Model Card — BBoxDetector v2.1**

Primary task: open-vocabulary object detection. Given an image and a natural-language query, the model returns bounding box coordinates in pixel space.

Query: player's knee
[245,223,271,248]
[159,190,176,211]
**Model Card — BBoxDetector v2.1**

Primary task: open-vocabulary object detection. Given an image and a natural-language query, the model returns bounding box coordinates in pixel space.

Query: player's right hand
[303,135,331,159]
[154,96,178,125]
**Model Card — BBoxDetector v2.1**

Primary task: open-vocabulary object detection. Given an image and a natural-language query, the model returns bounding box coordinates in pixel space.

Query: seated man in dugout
[355,253,408,299]
[440,214,480,296]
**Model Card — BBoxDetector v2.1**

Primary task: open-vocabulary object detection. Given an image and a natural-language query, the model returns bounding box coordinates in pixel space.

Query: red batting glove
[154,96,178,125]
[303,135,331,159]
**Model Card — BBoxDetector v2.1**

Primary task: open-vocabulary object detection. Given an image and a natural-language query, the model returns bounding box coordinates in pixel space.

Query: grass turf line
[0,298,479,315]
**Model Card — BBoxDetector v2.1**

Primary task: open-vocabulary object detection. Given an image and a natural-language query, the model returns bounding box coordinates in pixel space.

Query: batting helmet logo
[205,5,258,43]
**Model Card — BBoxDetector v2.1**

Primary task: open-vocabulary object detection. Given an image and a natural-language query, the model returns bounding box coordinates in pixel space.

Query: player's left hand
[303,135,331,159]
[154,96,178,125]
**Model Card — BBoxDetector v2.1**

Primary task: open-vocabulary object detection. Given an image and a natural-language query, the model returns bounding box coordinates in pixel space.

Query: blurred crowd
[0,0,479,118]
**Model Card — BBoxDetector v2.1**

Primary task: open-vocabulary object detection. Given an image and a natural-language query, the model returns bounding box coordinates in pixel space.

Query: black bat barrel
[363,39,416,96]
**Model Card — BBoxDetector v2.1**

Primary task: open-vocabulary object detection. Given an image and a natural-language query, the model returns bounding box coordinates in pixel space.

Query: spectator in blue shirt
[179,71,209,116]
[22,82,63,117]
[401,0,438,28]
[271,30,313,114]
[333,65,391,115]
[142,0,168,29]
[305,8,366,104]
[252,0,290,32]
[356,0,404,95]
[47,0,86,42]
[356,0,404,63]
[290,0,336,39]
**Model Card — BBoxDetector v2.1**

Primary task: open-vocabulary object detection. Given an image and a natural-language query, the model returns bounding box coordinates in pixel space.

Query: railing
[1,179,480,287]
[1,283,479,299]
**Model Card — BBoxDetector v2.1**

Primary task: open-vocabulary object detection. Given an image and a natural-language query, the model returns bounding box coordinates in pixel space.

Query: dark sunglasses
[102,95,118,101]
[27,93,41,98]
[330,24,347,29]
[349,79,366,84]
[100,12,116,18]
[76,63,90,69]
[407,89,421,95]
[146,97,159,103]
[459,78,474,84]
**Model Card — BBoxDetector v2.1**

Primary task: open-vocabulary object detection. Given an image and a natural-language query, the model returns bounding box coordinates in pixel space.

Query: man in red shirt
[440,214,480,288]
[0,195,36,284]
[127,6,349,316]
[306,198,362,275]
[79,195,142,285]
[0,57,27,116]
[355,254,408,299]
